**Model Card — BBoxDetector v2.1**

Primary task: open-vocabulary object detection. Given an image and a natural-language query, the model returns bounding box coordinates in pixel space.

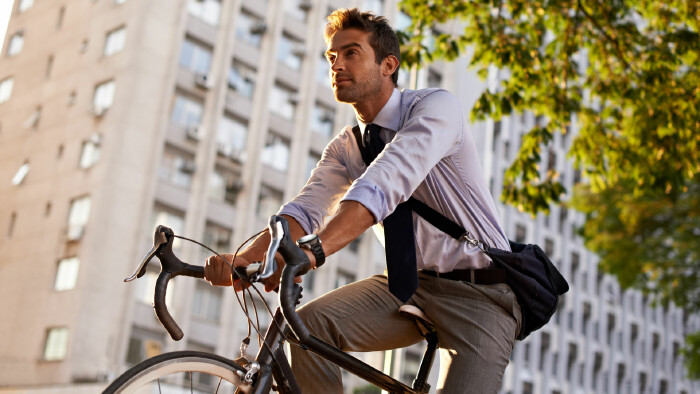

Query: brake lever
[258,218,284,280]
[124,226,170,282]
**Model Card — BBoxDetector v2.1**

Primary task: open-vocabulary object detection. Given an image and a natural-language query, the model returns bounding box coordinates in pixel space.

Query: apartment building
[0,0,697,393]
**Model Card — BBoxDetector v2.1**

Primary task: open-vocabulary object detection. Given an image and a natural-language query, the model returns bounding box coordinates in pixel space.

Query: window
[544,238,554,257]
[56,7,65,29]
[11,161,30,186]
[104,26,127,56]
[208,168,242,205]
[0,77,14,104]
[179,38,212,75]
[18,0,34,13]
[216,115,247,161]
[427,68,442,88]
[235,11,265,47]
[23,106,41,129]
[171,94,203,128]
[228,61,255,98]
[268,84,297,119]
[192,281,223,321]
[158,147,194,188]
[46,55,54,79]
[187,0,221,25]
[335,270,355,288]
[93,80,116,112]
[43,327,69,361]
[66,196,91,240]
[79,135,101,169]
[134,270,174,306]
[316,52,330,85]
[284,0,309,21]
[151,206,184,250]
[44,327,68,361]
[126,327,164,366]
[54,257,79,291]
[7,212,17,239]
[203,222,232,252]
[257,186,283,218]
[7,32,24,56]
[311,104,334,137]
[261,133,290,172]
[400,351,421,384]
[515,224,527,243]
[277,34,304,71]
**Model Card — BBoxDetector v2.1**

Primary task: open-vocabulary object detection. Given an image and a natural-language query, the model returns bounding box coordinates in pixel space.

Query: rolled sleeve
[340,178,388,223]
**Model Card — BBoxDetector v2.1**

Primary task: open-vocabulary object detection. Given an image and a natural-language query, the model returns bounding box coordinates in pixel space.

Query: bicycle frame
[249,304,437,394]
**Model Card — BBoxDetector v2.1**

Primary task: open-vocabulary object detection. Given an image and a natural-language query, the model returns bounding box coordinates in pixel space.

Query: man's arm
[310,200,376,267]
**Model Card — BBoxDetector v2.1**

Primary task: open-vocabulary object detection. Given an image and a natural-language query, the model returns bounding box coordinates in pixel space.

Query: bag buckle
[460,232,486,252]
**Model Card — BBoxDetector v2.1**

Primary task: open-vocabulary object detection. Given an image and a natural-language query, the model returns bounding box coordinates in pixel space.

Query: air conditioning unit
[92,105,108,117]
[320,111,335,123]
[186,125,204,141]
[217,143,233,157]
[292,45,307,58]
[88,133,102,145]
[299,0,312,11]
[179,160,196,174]
[194,73,212,89]
[226,179,244,194]
[250,21,267,35]
[66,224,85,241]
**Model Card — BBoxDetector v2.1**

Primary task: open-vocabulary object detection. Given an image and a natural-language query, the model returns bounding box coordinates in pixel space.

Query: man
[205,8,520,393]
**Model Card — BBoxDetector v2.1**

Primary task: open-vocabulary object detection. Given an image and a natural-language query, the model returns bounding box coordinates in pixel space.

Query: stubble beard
[333,69,383,104]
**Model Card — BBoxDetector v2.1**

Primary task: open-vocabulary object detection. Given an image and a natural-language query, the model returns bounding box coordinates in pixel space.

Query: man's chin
[333,89,356,103]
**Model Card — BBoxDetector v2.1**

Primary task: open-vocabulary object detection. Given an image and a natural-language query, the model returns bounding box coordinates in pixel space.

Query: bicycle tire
[103,351,252,394]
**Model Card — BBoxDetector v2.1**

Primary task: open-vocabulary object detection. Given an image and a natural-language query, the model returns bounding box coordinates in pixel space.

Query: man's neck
[352,85,394,124]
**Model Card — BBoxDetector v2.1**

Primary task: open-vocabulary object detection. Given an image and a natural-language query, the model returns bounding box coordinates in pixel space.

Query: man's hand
[204,253,249,288]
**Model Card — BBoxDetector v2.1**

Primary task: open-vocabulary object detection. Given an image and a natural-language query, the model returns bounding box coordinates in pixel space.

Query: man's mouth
[333,78,351,87]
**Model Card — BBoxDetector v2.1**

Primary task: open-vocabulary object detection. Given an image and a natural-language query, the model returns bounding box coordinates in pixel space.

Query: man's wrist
[296,233,326,269]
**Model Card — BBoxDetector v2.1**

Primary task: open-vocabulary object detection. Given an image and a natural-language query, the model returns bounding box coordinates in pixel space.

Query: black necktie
[364,124,418,303]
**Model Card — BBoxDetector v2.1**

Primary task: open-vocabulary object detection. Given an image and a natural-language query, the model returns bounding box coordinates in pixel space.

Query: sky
[0,0,14,53]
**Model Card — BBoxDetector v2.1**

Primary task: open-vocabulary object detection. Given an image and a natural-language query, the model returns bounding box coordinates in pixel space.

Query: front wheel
[103,351,251,394]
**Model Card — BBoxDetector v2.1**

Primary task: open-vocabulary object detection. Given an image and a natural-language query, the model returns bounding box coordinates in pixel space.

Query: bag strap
[352,125,487,250]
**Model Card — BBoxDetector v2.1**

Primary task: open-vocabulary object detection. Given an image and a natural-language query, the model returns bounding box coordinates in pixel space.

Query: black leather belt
[421,268,506,285]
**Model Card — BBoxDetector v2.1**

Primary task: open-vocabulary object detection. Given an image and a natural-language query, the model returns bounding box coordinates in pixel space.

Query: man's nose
[330,58,344,72]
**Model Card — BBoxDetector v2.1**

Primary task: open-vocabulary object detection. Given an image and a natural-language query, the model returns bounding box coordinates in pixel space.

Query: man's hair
[324,8,400,86]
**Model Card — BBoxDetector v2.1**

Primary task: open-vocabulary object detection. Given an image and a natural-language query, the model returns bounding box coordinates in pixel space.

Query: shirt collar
[357,88,402,134]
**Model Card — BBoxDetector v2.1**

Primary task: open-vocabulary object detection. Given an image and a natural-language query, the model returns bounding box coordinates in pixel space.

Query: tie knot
[365,124,385,159]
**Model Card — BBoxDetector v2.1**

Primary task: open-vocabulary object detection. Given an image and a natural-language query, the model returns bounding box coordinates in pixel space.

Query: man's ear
[382,55,399,78]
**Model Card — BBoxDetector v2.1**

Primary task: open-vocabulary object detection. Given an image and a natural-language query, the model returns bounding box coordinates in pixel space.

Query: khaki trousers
[289,272,521,393]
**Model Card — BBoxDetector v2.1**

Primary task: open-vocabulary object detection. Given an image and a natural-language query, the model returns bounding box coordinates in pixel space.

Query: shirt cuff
[278,202,315,234]
[340,178,389,223]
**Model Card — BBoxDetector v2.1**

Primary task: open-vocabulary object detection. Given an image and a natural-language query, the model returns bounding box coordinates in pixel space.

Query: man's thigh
[297,275,425,352]
[423,279,520,394]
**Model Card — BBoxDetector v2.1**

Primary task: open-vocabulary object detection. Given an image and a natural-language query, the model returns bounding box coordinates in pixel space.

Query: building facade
[0,0,697,393]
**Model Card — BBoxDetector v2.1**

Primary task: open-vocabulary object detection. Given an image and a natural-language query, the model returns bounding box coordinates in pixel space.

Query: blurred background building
[0,0,698,393]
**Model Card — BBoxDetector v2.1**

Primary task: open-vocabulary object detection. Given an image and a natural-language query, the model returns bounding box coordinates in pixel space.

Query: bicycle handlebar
[125,226,204,341]
[127,216,312,342]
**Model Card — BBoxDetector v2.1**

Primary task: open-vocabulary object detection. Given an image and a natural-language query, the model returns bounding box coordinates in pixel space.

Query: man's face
[325,28,383,104]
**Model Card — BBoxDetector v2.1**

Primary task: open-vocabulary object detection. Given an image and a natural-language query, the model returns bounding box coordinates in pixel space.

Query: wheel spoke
[215,378,223,393]
[157,378,162,394]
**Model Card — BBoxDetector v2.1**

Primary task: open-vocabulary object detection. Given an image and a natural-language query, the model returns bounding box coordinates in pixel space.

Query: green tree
[398,0,699,377]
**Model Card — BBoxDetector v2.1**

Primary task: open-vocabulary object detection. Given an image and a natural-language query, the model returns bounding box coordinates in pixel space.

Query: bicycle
[103,215,440,394]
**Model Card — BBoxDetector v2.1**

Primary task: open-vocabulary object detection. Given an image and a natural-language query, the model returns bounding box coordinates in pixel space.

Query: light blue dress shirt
[279,88,510,272]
